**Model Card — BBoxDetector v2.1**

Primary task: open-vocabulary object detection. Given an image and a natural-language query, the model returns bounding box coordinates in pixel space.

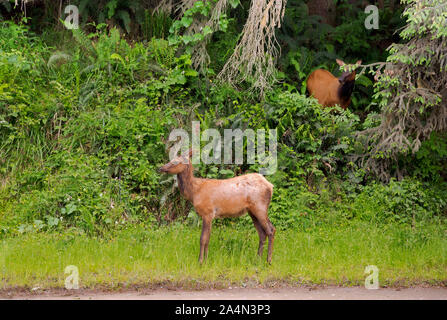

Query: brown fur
[306,59,361,109]
[159,149,276,264]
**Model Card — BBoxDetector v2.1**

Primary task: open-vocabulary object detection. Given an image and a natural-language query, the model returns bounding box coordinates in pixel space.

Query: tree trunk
[306,0,336,26]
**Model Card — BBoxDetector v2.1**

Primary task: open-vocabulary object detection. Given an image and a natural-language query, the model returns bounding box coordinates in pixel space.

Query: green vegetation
[2,222,447,289]
[0,0,446,289]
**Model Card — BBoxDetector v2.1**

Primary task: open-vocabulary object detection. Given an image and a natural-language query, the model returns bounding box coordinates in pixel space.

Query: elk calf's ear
[336,59,345,66]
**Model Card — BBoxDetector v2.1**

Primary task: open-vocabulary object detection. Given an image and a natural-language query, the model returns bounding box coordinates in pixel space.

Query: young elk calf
[159,149,276,264]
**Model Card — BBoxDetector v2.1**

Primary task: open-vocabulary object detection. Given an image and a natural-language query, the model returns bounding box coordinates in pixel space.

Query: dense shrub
[0,23,196,235]
[352,179,447,224]
[0,19,446,238]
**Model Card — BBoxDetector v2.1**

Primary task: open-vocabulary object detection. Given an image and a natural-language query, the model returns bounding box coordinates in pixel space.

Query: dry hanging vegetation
[218,0,286,94]
[157,0,286,93]
[359,0,447,181]
[184,0,232,71]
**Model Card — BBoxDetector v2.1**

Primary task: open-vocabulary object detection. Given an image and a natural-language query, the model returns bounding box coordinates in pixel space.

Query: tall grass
[1,222,446,289]
[142,10,172,40]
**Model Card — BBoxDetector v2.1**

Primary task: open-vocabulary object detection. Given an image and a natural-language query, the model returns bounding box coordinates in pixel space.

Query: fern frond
[72,28,96,57]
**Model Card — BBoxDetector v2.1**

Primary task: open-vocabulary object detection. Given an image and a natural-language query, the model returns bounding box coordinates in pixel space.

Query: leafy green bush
[408,132,447,183]
[352,178,447,224]
[0,19,446,239]
[0,22,200,235]
[234,91,363,190]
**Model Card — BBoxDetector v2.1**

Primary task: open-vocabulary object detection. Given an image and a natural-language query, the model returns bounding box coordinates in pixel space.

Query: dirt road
[4,287,447,300]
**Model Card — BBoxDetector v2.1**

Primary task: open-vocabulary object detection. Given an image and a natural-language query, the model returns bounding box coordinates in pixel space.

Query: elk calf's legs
[258,218,276,264]
[267,221,276,264]
[199,217,212,264]
[249,213,267,257]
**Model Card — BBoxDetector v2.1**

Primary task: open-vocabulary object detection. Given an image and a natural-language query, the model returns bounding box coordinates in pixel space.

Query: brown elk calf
[307,59,362,109]
[159,149,276,264]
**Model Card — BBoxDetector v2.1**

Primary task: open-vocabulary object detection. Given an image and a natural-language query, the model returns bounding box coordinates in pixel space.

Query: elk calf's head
[159,149,192,174]
[336,59,361,103]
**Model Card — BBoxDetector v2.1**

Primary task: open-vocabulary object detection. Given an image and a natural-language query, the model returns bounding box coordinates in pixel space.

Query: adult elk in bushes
[307,59,362,109]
